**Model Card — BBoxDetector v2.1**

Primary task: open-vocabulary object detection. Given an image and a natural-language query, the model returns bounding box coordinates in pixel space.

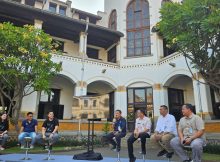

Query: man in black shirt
[36,111,59,148]
[0,112,9,150]
[104,110,126,152]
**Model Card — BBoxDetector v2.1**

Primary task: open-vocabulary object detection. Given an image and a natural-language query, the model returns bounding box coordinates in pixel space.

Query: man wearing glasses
[18,112,38,149]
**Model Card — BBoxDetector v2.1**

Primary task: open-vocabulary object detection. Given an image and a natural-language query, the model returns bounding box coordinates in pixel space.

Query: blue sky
[61,0,104,14]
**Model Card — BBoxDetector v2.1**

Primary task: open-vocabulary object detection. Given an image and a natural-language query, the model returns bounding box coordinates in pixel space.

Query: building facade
[0,0,219,132]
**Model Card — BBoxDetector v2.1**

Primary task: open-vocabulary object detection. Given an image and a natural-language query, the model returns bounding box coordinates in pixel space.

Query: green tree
[0,23,62,128]
[157,0,220,98]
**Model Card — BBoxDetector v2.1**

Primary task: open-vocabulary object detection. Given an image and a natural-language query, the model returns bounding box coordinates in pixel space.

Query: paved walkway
[55,147,180,161]
[0,154,173,162]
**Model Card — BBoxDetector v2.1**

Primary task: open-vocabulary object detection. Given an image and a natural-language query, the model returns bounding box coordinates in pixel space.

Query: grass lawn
[203,153,220,161]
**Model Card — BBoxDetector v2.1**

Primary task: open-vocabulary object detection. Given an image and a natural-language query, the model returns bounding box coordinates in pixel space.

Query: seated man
[18,112,38,149]
[127,110,151,162]
[0,112,9,150]
[105,110,126,152]
[150,105,177,158]
[170,104,205,162]
[36,111,59,149]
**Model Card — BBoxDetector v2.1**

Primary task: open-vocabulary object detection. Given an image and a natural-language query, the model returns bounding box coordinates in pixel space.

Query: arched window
[109,10,117,30]
[127,0,151,57]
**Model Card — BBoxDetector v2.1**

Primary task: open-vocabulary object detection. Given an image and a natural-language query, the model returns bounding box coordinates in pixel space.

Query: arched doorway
[72,80,116,121]
[164,75,194,121]
[38,75,76,120]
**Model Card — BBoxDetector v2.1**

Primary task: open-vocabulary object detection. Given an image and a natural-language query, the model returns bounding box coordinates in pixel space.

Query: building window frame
[59,6,66,16]
[126,0,151,57]
[49,3,57,13]
[109,9,117,30]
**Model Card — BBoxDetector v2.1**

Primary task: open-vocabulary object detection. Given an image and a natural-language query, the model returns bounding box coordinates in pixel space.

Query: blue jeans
[18,132,36,145]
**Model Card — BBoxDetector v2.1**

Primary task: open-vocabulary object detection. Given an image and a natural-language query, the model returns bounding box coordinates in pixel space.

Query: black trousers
[127,132,150,159]
[104,132,126,149]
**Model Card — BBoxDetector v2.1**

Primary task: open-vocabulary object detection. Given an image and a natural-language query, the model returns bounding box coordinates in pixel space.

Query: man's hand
[49,133,54,139]
[183,137,192,145]
[154,134,162,141]
[134,130,139,138]
[0,133,3,137]
[42,134,46,139]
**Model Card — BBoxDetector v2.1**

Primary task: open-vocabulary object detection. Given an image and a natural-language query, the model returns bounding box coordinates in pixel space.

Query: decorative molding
[153,84,162,90]
[53,52,183,70]
[53,54,120,69]
[76,81,87,88]
[116,86,126,92]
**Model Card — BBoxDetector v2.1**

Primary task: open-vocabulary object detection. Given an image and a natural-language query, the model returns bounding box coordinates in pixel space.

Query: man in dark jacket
[105,110,126,152]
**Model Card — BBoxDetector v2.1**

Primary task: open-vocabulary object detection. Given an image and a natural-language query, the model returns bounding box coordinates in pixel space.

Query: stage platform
[0,154,173,162]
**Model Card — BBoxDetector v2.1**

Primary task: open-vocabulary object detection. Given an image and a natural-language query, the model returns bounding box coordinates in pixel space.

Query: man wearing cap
[170,104,205,162]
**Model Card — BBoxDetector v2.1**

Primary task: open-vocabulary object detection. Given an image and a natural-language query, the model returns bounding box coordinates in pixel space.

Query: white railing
[52,54,120,69]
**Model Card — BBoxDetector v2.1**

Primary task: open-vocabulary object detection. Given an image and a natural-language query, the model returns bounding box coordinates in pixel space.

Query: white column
[43,0,49,10]
[160,87,169,107]
[114,86,127,117]
[153,90,161,117]
[193,79,213,120]
[21,89,39,117]
[34,19,43,29]
[56,5,60,14]
[79,32,88,55]
[74,81,87,96]
[21,0,25,4]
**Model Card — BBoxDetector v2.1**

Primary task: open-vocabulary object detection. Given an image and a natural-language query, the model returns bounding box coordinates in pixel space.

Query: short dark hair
[183,104,193,111]
[115,110,122,114]
[27,112,33,116]
[0,112,7,116]
[160,105,168,110]
[138,109,146,116]
[47,111,54,115]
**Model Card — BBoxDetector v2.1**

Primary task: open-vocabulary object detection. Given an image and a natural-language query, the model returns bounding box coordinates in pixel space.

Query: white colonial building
[0,0,219,131]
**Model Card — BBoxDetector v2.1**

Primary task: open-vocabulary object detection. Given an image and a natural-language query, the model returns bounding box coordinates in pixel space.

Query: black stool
[113,137,121,162]
[21,137,32,160]
[44,137,54,160]
[183,145,192,161]
[137,138,146,162]
[158,141,172,162]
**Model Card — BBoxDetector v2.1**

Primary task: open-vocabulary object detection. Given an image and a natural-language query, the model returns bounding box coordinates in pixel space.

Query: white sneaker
[20,145,25,149]
[30,145,34,149]
[0,147,5,151]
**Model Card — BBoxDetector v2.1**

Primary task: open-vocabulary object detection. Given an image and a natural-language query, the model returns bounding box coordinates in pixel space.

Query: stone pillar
[160,87,169,107]
[74,81,87,96]
[79,32,88,56]
[21,0,25,4]
[114,86,127,117]
[21,89,39,118]
[34,19,43,29]
[153,84,163,117]
[43,0,49,10]
[66,0,72,17]
[56,4,60,14]
[193,79,213,120]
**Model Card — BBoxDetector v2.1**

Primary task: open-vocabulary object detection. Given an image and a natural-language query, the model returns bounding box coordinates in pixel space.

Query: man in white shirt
[150,105,177,159]
[127,110,152,162]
